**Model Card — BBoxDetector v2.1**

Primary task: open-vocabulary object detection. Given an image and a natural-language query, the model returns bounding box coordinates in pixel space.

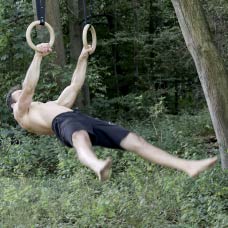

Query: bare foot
[97,157,112,181]
[186,156,217,177]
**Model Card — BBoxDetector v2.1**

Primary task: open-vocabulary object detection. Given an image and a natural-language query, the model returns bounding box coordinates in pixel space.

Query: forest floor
[0,110,227,227]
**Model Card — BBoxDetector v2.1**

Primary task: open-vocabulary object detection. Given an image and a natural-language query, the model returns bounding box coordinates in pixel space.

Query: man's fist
[35,43,52,57]
[79,45,94,59]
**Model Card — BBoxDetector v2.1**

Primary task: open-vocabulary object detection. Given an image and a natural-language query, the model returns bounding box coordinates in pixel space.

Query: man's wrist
[78,56,88,63]
[34,52,43,59]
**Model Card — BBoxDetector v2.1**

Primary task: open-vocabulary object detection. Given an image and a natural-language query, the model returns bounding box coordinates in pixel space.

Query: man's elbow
[70,83,80,91]
[22,85,35,94]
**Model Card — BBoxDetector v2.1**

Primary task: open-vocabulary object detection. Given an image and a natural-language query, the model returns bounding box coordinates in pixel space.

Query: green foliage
[177,170,228,227]
[87,58,109,98]
[0,0,33,123]
[204,0,228,65]
[92,0,207,115]
[1,109,227,227]
[0,126,65,177]
[89,91,166,121]
[0,1,227,226]
[35,62,74,102]
[1,0,228,124]
[0,168,226,227]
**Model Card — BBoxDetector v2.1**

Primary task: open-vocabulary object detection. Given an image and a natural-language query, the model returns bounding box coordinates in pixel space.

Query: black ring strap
[36,0,46,25]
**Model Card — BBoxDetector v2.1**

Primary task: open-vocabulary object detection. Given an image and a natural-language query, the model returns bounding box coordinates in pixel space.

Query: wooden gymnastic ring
[82,24,97,54]
[26,21,55,51]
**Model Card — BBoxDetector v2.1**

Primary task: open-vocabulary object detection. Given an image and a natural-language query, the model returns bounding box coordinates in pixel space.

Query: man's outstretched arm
[16,44,51,116]
[55,46,93,108]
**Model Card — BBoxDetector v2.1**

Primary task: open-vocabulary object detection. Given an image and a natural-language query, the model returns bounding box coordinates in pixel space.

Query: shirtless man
[6,43,217,181]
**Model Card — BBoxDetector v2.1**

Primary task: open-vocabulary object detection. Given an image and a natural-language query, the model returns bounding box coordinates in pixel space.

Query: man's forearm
[71,56,88,89]
[54,48,91,107]
[22,53,43,91]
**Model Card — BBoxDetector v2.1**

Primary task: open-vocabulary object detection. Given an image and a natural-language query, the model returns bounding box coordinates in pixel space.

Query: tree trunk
[67,0,82,60]
[132,0,139,79]
[171,0,228,168]
[106,4,120,96]
[67,0,90,107]
[32,0,66,66]
[46,0,66,66]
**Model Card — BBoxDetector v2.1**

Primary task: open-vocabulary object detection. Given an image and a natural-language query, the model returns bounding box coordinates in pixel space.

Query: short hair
[6,85,22,112]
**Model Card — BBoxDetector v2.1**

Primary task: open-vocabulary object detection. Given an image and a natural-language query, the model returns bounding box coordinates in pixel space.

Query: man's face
[11,90,22,103]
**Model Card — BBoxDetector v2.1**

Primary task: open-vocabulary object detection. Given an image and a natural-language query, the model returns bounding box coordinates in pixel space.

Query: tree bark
[46,0,66,66]
[106,15,118,94]
[67,0,90,107]
[132,0,139,79]
[171,0,228,168]
[32,0,66,66]
[67,0,82,60]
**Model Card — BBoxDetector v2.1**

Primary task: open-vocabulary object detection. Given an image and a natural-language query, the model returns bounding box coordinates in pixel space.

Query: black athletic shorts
[51,109,130,149]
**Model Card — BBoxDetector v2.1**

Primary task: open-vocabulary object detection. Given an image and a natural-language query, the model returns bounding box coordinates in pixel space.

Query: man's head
[6,85,22,112]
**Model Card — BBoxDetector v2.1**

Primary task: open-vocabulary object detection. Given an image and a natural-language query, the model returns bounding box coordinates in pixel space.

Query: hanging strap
[82,0,93,25]
[36,0,46,25]
[82,0,88,25]
[89,0,93,24]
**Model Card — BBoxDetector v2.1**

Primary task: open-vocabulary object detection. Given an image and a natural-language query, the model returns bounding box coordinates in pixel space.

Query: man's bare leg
[72,130,112,181]
[120,133,217,177]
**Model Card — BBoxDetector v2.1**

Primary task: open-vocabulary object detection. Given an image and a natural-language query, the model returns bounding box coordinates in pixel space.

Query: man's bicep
[55,84,79,108]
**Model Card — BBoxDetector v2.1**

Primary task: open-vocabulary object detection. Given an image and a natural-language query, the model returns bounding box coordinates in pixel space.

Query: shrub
[0,126,65,177]
[89,91,166,121]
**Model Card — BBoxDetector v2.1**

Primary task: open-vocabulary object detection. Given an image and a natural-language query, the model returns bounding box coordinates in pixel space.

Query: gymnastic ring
[26,21,55,52]
[82,24,97,54]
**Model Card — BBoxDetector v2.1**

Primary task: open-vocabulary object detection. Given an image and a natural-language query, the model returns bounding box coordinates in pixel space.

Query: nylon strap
[82,0,93,25]
[89,0,93,24]
[82,0,88,25]
[36,0,46,25]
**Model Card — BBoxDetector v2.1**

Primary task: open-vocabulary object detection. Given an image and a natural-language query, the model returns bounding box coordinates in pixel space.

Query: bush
[0,126,66,177]
[0,110,227,227]
[89,91,166,121]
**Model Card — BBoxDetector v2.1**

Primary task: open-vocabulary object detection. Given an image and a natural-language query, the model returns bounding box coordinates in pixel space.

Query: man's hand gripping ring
[82,24,97,54]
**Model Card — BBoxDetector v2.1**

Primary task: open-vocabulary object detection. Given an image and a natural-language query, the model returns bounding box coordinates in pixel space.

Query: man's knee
[72,130,91,146]
[120,132,147,151]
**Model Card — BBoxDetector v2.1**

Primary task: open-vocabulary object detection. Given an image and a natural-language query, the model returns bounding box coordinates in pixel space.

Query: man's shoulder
[14,101,38,119]
[13,103,26,119]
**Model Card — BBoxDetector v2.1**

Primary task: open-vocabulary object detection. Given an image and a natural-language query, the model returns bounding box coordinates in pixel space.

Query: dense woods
[0,0,227,227]
[0,0,227,115]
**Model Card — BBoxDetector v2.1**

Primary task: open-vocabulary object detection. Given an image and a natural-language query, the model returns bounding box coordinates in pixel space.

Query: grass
[0,110,227,227]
